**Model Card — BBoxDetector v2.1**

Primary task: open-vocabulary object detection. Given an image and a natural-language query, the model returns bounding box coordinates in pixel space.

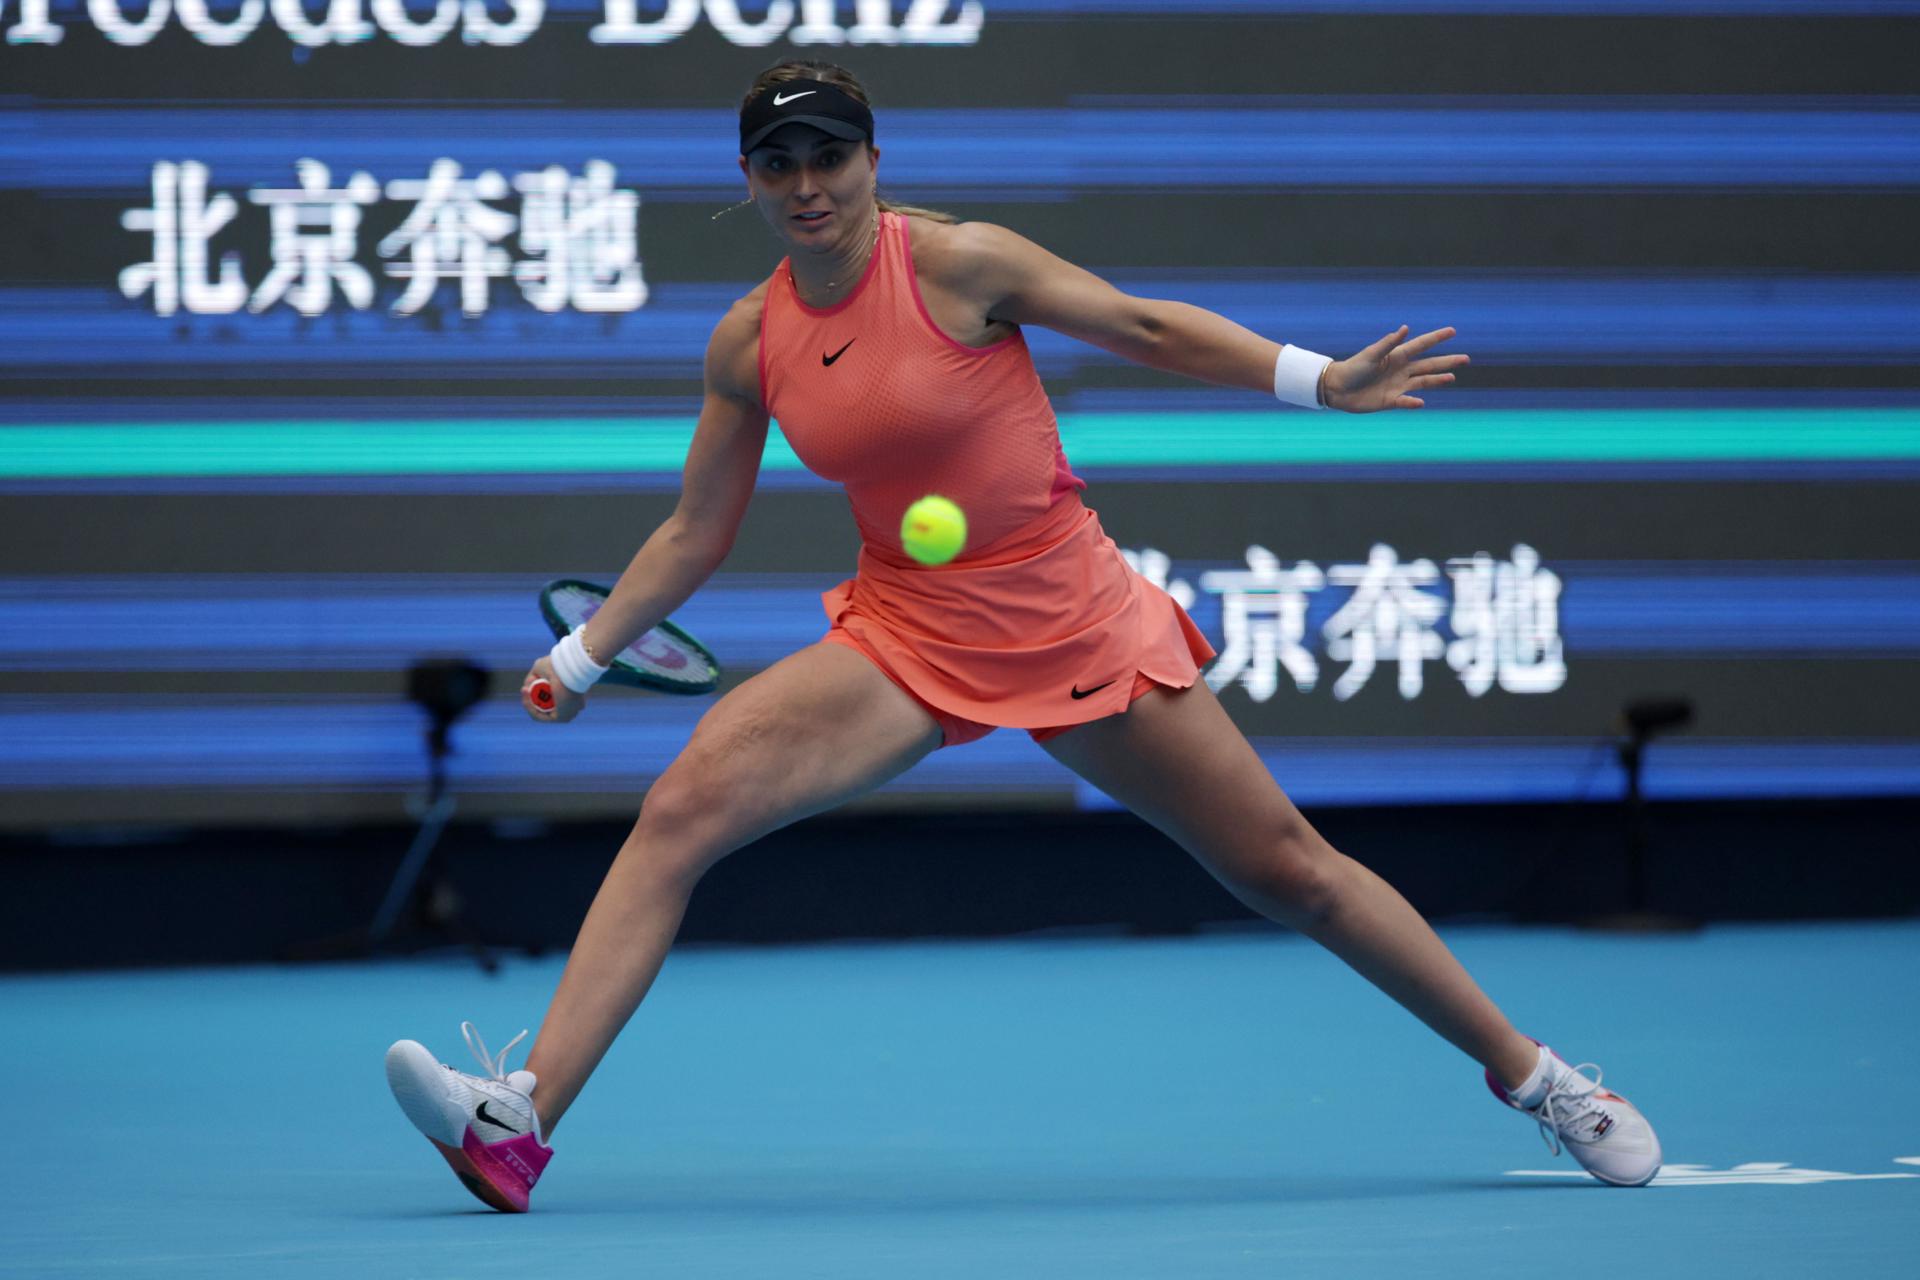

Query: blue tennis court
[11,921,1916,1278]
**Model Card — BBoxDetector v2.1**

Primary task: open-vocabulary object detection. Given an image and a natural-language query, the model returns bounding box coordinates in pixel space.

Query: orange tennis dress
[759,211,1215,746]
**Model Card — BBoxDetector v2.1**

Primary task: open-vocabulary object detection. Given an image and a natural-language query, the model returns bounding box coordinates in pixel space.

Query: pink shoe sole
[427,1126,544,1213]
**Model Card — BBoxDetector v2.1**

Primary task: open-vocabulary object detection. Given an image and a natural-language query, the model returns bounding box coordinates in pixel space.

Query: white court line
[1507,1162,1920,1187]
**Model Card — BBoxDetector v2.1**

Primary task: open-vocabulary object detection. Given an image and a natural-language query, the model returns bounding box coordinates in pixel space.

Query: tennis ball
[901,494,968,566]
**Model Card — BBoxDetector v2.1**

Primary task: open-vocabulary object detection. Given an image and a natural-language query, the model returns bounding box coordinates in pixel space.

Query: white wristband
[1273,344,1332,410]
[549,628,611,694]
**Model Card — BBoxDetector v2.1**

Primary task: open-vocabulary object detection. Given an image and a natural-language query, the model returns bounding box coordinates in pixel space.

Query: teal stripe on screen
[3,409,1919,476]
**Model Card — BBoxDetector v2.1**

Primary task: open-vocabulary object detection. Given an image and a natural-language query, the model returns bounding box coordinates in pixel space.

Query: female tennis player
[385,61,1663,1211]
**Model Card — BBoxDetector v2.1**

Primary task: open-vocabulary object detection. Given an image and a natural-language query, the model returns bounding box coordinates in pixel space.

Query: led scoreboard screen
[3,1,1917,828]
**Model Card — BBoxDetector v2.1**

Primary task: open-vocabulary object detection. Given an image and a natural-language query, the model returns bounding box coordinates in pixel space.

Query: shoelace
[461,1020,529,1086]
[1533,1061,1609,1156]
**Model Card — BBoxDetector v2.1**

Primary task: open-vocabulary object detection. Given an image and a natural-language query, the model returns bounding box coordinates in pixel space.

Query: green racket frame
[537,578,721,695]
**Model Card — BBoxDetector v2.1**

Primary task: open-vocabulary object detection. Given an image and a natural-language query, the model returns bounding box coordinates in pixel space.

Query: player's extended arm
[572,293,770,665]
[958,222,1467,412]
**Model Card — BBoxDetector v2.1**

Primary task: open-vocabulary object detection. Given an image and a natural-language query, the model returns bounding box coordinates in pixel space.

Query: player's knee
[631,698,798,883]
[1243,823,1343,927]
[630,770,735,885]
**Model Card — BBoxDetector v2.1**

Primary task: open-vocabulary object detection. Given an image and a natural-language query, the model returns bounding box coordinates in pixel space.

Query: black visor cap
[739,79,875,156]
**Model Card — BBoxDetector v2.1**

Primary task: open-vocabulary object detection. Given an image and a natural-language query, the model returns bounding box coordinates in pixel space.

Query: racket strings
[548,584,716,686]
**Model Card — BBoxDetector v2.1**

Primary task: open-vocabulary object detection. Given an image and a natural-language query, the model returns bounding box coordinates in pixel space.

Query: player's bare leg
[1038,678,1540,1090]
[523,641,943,1134]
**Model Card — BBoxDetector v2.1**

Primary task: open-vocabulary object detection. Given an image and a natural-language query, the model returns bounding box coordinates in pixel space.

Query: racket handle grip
[528,679,556,711]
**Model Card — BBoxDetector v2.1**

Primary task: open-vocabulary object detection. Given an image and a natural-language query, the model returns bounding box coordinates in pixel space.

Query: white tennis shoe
[1490,1044,1663,1187]
[386,1022,553,1212]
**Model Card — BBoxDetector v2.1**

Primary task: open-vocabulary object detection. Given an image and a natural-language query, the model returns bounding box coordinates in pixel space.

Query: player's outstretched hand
[1325,325,1469,412]
[522,655,586,724]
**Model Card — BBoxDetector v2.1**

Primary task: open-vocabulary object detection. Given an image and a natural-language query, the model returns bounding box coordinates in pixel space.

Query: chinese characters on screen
[119,159,646,318]
[1125,544,1567,703]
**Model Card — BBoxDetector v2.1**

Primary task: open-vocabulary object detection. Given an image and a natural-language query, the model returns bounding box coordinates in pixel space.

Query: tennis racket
[528,578,721,708]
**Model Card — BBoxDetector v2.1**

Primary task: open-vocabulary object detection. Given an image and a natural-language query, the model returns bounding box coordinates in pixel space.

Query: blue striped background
[7,561,1911,810]
[8,387,1914,421]
[9,2,1919,819]
[7,276,1917,374]
[2,693,1912,806]
[4,564,1915,674]
[9,104,1918,193]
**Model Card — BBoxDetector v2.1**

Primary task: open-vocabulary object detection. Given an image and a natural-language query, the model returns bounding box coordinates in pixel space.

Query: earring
[709,198,755,222]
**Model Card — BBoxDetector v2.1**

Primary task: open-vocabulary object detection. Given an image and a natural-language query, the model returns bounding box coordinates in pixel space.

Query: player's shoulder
[705,278,773,403]
[907,216,1032,287]
[707,278,773,361]
[712,277,773,347]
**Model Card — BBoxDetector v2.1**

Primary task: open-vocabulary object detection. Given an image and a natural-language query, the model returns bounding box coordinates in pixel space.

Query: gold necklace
[794,206,881,305]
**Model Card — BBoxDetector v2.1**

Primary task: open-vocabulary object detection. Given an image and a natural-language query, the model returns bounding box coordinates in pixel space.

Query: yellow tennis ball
[900,494,967,566]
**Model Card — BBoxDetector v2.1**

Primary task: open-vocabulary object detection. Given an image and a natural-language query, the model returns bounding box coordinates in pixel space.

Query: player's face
[740,124,879,250]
